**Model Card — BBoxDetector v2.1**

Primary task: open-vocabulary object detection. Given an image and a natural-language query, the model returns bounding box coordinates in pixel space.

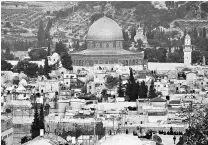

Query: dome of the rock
[87,16,123,41]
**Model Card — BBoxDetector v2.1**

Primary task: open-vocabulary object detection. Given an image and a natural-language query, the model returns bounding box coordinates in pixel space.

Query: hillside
[1,1,208,42]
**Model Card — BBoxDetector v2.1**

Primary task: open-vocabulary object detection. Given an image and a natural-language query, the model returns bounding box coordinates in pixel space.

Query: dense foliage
[125,68,139,101]
[105,75,119,89]
[148,80,158,99]
[13,61,39,78]
[177,107,208,145]
[28,49,47,60]
[1,40,38,52]
[31,104,40,139]
[117,75,124,97]
[61,53,73,71]
[1,59,13,71]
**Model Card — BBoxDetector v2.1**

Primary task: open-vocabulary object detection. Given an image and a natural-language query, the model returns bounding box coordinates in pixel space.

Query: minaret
[183,34,192,66]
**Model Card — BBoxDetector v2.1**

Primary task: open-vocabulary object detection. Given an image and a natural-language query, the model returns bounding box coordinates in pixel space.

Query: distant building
[183,34,192,66]
[134,24,148,48]
[71,17,147,72]
[38,80,60,95]
[1,115,14,145]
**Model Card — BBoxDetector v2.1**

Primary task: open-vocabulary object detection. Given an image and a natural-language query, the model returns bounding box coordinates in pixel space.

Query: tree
[178,106,208,145]
[21,136,30,144]
[101,89,108,102]
[37,19,45,47]
[44,57,49,77]
[148,80,157,99]
[31,103,39,139]
[28,49,47,60]
[47,39,51,56]
[125,68,139,101]
[131,27,136,41]
[1,59,13,71]
[61,53,73,70]
[44,18,52,40]
[2,47,15,60]
[38,65,44,76]
[75,125,82,139]
[55,41,67,55]
[14,61,39,78]
[105,75,119,89]
[122,30,129,41]
[136,39,143,50]
[39,104,45,134]
[4,22,12,28]
[129,68,135,83]
[139,81,148,98]
[117,75,124,97]
[192,27,198,39]
[203,27,207,38]
[1,140,6,145]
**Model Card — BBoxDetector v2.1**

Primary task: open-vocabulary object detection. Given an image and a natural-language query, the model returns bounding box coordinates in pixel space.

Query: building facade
[71,17,147,72]
[183,34,192,66]
[1,116,13,145]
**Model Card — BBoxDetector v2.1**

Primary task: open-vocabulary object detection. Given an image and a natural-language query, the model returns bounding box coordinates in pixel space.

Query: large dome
[87,16,123,41]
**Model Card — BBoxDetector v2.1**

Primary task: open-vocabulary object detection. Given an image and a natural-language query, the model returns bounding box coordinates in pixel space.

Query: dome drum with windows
[71,16,147,67]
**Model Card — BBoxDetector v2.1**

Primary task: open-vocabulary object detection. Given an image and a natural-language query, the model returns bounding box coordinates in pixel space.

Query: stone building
[71,16,147,72]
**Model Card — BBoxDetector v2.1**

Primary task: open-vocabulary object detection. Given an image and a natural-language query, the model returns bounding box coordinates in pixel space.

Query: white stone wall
[1,128,14,145]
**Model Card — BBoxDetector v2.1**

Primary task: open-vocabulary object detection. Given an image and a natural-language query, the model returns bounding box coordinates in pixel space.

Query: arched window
[96,43,100,48]
[116,41,120,47]
[133,60,135,65]
[109,42,113,48]
[102,43,107,48]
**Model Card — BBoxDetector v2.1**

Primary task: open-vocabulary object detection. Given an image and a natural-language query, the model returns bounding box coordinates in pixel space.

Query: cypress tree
[55,42,59,53]
[129,68,135,83]
[203,27,207,38]
[61,53,73,70]
[39,104,45,133]
[47,39,50,56]
[139,81,148,98]
[31,103,39,139]
[131,27,136,41]
[192,27,198,39]
[37,19,45,47]
[184,29,187,37]
[55,41,67,55]
[126,68,139,101]
[44,57,49,77]
[117,75,124,97]
[1,140,6,145]
[148,80,157,99]
[45,18,52,40]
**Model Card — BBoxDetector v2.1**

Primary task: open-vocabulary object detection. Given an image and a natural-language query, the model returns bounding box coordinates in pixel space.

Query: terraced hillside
[1,1,208,42]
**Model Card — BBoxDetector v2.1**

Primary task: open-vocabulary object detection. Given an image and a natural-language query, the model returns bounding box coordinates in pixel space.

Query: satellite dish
[66,135,72,142]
